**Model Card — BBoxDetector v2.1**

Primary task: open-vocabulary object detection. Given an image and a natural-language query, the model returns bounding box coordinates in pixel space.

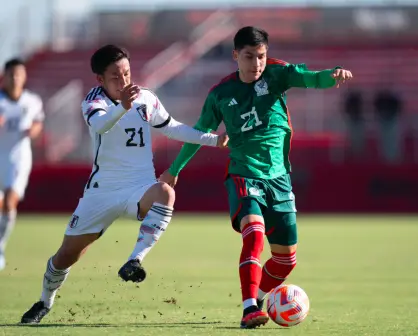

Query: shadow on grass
[1,321,220,328]
[1,321,280,330]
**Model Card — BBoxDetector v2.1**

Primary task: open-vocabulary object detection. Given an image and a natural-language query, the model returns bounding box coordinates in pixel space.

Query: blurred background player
[0,58,44,271]
[20,45,228,324]
[160,26,353,328]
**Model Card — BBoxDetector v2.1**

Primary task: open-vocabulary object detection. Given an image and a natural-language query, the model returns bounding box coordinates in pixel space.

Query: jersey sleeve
[148,93,171,128]
[168,91,222,176]
[267,59,338,90]
[31,96,45,122]
[81,98,107,126]
[81,97,128,134]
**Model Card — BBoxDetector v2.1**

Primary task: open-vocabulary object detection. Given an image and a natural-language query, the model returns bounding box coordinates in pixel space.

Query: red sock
[258,252,297,298]
[239,222,264,303]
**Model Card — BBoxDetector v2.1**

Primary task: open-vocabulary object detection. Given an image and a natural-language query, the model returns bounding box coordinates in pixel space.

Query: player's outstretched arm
[155,117,228,147]
[283,63,353,89]
[160,91,223,185]
[84,84,140,134]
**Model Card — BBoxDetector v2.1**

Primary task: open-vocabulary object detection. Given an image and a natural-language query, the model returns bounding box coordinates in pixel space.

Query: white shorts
[0,161,32,199]
[65,182,156,236]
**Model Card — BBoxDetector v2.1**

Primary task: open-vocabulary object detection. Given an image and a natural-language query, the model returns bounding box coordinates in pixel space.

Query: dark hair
[4,58,25,72]
[234,26,269,50]
[90,45,130,75]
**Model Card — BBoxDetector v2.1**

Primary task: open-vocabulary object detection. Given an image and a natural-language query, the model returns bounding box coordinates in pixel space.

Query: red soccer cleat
[240,309,269,329]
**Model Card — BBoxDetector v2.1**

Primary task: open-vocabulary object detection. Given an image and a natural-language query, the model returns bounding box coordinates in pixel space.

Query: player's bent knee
[142,182,175,206]
[269,243,297,254]
[240,214,264,232]
[265,212,298,246]
[153,182,175,206]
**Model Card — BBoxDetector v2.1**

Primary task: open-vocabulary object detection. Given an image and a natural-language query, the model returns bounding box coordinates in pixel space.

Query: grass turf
[0,214,417,335]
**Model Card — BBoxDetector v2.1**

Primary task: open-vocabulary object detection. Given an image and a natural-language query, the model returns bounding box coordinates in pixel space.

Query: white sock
[128,203,173,262]
[0,210,17,254]
[243,298,257,309]
[40,257,70,308]
[257,288,268,301]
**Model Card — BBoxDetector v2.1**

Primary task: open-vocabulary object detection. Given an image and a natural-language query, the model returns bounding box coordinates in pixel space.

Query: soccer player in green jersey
[160,26,353,328]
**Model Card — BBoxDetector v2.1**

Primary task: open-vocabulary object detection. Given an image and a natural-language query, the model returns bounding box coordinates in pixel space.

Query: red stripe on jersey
[232,176,241,198]
[240,178,247,196]
[224,158,231,180]
[232,176,243,198]
[209,72,238,93]
[230,176,243,228]
[267,58,289,66]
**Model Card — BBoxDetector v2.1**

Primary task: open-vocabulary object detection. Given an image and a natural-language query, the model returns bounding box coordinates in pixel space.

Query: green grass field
[1,214,418,336]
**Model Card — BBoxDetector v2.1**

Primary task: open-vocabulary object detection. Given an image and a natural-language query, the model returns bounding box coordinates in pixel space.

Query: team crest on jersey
[254,79,269,96]
[68,215,79,229]
[249,187,261,196]
[136,104,149,122]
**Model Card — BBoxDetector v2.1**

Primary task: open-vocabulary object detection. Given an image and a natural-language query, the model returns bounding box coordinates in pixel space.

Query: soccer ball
[266,284,310,327]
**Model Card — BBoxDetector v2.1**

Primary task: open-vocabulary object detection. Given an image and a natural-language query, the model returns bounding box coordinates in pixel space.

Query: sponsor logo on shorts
[68,214,79,228]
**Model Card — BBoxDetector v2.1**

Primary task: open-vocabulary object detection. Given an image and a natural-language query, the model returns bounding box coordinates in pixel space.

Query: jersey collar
[100,87,119,106]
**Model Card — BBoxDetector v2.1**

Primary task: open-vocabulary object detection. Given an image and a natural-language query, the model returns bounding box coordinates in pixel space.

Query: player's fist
[332,68,353,88]
[120,83,140,110]
[159,170,178,188]
[217,132,229,149]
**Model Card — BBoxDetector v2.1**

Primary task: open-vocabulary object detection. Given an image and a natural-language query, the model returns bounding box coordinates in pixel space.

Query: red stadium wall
[20,145,418,214]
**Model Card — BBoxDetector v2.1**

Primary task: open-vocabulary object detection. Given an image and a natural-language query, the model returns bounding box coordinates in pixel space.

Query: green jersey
[169,58,339,179]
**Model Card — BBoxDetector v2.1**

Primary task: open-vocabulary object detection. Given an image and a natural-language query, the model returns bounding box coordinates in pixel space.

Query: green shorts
[224,174,297,246]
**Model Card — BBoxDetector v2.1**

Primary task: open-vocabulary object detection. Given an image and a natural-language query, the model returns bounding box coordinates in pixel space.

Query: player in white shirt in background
[21,45,229,324]
[0,59,44,271]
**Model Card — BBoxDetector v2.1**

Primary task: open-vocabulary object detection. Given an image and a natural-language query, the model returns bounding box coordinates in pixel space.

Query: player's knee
[154,182,175,206]
[270,243,297,254]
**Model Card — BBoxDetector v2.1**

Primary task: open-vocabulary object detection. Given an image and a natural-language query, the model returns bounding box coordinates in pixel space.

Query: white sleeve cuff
[157,117,218,147]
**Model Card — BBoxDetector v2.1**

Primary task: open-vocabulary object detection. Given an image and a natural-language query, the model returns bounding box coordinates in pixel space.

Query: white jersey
[0,90,44,164]
[81,86,183,190]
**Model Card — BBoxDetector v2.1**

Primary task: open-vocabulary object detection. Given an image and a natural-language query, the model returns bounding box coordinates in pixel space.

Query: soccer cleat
[118,259,147,283]
[20,301,50,324]
[240,306,269,329]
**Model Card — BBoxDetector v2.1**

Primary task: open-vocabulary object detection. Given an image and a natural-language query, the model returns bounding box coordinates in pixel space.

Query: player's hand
[216,132,229,149]
[120,83,140,110]
[0,115,5,128]
[332,68,353,88]
[159,169,178,188]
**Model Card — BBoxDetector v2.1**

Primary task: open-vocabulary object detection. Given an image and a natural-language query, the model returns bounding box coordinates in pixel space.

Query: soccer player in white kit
[20,45,229,324]
[0,59,44,271]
